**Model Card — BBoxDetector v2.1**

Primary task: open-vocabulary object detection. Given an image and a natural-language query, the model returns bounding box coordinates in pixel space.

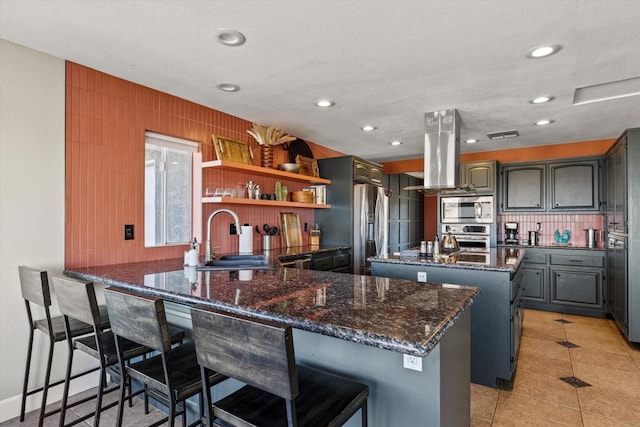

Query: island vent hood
[404,109,474,194]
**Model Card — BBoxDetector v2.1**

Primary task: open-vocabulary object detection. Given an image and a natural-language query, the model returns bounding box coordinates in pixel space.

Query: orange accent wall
[65,63,337,268]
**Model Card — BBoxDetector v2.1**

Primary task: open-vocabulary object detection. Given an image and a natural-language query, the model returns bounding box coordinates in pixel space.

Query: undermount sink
[196,254,275,271]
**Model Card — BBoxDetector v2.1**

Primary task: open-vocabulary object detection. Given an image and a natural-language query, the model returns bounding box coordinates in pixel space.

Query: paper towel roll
[239,225,253,254]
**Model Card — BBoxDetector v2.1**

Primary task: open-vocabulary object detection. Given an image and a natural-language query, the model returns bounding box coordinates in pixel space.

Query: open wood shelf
[202,160,331,185]
[202,197,331,209]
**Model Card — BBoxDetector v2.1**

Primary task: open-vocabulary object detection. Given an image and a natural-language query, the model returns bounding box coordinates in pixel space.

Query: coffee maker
[504,222,519,244]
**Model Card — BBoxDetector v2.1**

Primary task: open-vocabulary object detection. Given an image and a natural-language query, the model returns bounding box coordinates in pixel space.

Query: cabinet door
[613,140,627,233]
[551,268,603,308]
[607,236,628,333]
[369,164,383,186]
[353,159,370,183]
[501,165,546,211]
[521,266,546,301]
[464,161,496,192]
[605,154,615,228]
[549,160,600,211]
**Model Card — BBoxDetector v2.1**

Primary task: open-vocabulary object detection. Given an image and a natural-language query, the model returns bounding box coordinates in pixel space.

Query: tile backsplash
[498,213,606,248]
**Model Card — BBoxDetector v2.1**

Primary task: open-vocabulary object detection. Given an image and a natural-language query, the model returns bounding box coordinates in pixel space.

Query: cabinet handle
[536,272,540,275]
[568,259,584,263]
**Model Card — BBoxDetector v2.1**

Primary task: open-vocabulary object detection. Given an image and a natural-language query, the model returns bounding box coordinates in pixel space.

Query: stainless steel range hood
[404,109,473,194]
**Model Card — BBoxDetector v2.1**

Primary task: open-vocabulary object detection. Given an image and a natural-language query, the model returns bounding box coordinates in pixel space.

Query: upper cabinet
[549,160,600,211]
[462,160,497,193]
[501,164,546,211]
[353,158,383,185]
[500,157,602,213]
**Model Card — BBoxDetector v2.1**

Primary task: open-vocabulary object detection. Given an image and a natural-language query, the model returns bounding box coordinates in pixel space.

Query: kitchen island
[65,256,479,427]
[370,248,525,388]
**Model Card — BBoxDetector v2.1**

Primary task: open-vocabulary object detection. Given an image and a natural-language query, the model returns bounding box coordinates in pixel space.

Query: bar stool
[104,287,227,427]
[190,305,369,427]
[52,275,183,426]
[18,266,108,426]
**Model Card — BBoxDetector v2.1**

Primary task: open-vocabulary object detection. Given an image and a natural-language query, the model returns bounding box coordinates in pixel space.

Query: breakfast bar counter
[65,257,479,426]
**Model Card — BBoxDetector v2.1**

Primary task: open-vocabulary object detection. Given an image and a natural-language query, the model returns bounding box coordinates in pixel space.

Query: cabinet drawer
[312,256,333,271]
[550,254,603,268]
[523,251,547,264]
[333,253,350,268]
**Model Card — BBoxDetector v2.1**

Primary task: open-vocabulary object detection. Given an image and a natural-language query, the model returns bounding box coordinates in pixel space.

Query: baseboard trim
[0,371,100,423]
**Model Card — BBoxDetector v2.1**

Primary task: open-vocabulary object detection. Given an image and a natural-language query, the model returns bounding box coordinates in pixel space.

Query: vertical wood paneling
[66,62,330,268]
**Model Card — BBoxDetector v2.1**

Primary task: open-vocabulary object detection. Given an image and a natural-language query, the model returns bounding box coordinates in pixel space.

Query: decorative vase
[261,145,274,168]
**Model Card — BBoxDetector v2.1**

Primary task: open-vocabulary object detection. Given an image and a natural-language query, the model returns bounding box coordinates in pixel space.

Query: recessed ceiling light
[465,139,478,144]
[390,141,402,146]
[529,96,554,104]
[314,99,335,108]
[215,83,240,92]
[535,119,554,126]
[362,125,377,132]
[215,29,246,46]
[526,44,561,59]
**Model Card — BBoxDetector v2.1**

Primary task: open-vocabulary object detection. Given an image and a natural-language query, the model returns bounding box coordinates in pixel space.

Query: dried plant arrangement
[247,123,297,146]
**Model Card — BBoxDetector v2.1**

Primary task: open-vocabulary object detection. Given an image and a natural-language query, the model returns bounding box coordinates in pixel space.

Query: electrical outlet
[403,354,423,371]
[229,223,237,235]
[124,224,134,240]
[417,271,427,282]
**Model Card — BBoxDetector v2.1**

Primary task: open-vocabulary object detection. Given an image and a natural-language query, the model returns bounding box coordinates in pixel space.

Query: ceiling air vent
[486,129,519,140]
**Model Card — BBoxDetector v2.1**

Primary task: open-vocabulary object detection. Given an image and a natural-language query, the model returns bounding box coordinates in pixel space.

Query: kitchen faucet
[206,208,241,262]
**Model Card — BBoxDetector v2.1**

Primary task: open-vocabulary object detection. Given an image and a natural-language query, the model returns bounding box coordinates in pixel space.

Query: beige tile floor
[6,308,640,426]
[472,309,640,426]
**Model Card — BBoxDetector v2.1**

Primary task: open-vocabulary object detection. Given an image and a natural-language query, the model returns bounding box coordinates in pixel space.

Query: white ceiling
[1,0,639,162]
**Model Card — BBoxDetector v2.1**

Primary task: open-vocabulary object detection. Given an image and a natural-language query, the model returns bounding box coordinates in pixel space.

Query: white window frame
[144,131,198,247]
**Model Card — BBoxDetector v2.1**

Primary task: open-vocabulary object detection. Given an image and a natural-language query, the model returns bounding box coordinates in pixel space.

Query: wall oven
[440,195,494,224]
[442,224,491,251]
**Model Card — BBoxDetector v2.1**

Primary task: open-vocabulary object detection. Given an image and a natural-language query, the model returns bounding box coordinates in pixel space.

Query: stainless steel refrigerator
[353,183,389,275]
[315,156,389,275]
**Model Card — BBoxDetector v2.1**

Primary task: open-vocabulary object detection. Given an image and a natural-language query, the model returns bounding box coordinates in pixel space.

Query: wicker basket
[291,191,314,203]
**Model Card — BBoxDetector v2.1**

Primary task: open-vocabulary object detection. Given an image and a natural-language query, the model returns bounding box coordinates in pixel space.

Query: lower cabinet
[521,266,546,301]
[550,268,603,308]
[370,260,523,388]
[518,247,606,317]
[311,249,350,272]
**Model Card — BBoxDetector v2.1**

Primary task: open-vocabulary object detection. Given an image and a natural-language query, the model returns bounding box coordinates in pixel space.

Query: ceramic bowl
[277,162,301,173]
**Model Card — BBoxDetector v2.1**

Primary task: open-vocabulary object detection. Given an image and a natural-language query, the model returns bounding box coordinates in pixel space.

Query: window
[144,132,198,247]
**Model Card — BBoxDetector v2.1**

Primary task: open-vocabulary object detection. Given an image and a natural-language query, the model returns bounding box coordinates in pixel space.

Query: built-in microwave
[440,195,494,224]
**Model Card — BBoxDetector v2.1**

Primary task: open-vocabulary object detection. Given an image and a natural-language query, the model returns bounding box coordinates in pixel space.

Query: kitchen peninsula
[370,248,525,388]
[65,256,479,427]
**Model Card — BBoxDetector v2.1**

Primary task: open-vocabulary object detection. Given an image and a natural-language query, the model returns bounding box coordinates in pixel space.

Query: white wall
[0,40,96,422]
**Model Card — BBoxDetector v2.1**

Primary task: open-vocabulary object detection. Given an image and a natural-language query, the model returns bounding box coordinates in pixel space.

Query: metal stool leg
[58,338,74,427]
[19,320,35,422]
[37,335,55,427]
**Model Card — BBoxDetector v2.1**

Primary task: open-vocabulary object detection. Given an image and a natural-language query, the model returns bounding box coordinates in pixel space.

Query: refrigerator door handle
[374,187,389,257]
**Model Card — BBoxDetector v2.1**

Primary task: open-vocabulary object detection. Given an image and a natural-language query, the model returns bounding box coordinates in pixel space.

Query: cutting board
[279,212,303,247]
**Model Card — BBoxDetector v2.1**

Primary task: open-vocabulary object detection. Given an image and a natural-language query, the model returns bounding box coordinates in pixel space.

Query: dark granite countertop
[497,243,605,252]
[369,248,525,273]
[64,257,478,358]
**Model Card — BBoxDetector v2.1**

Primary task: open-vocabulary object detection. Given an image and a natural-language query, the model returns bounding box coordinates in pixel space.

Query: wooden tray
[212,134,253,164]
[279,212,303,247]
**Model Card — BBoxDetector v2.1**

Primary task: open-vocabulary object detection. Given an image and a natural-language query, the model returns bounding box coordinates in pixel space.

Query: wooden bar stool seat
[18,266,108,426]
[104,287,227,427]
[51,275,186,426]
[191,305,369,427]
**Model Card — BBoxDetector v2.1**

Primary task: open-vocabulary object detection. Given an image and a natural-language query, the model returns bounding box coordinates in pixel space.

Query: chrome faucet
[205,208,241,261]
